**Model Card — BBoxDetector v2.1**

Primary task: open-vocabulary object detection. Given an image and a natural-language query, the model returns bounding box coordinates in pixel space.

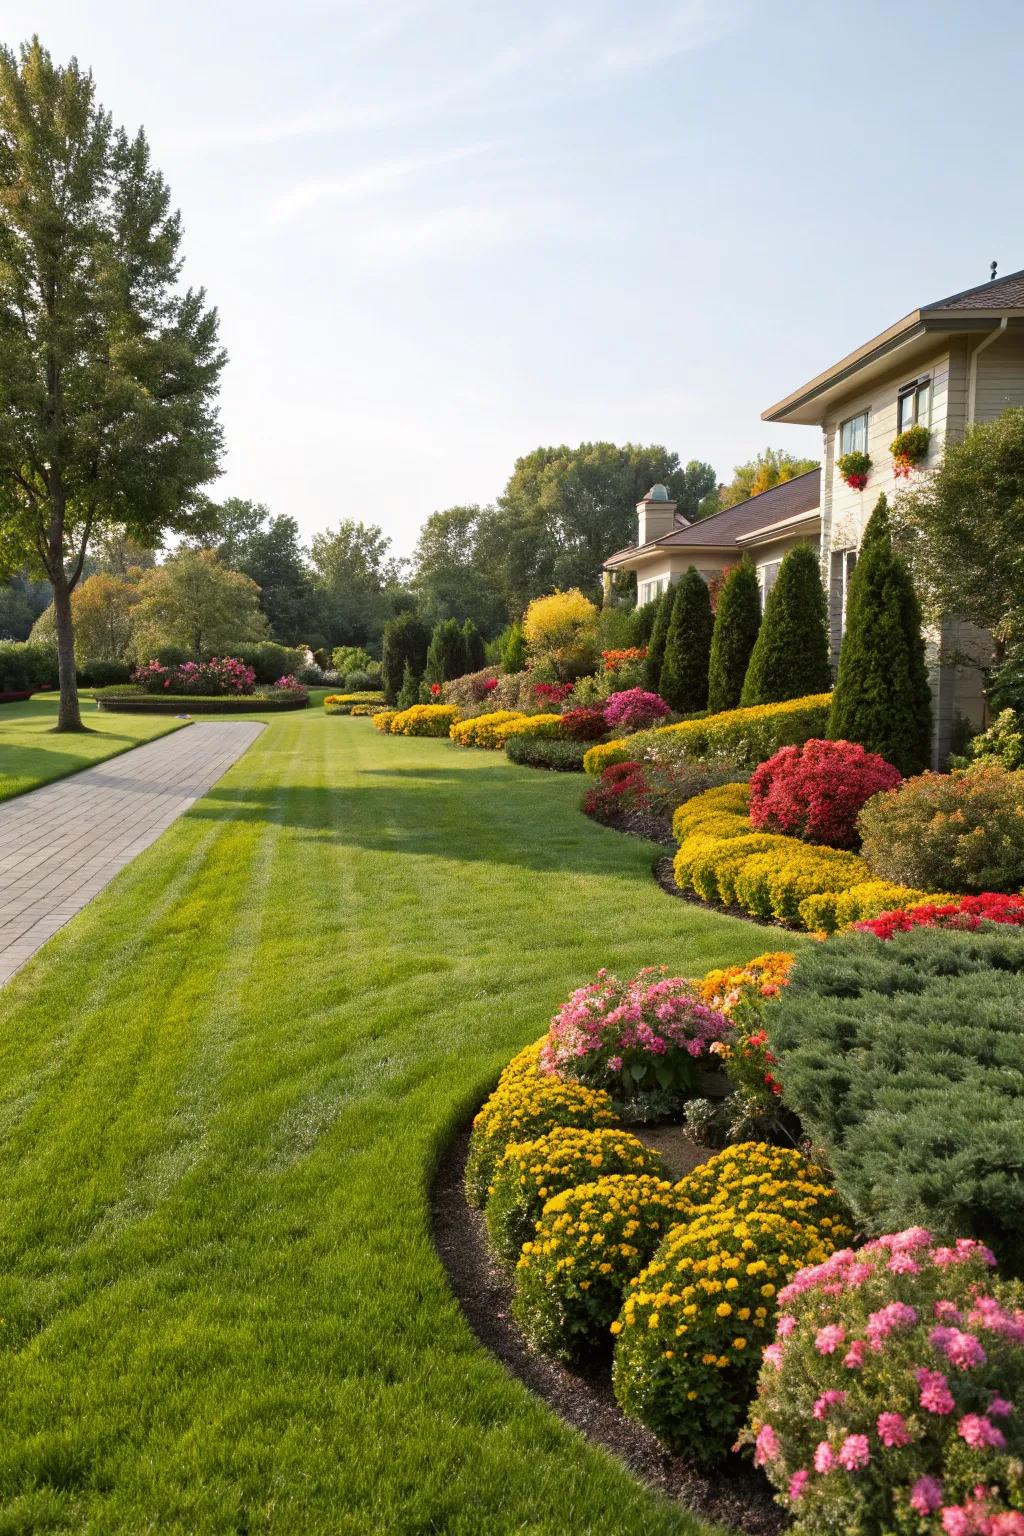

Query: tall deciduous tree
[658,567,713,712]
[32,570,138,662]
[235,514,314,644]
[309,519,405,647]
[893,408,1024,649]
[130,549,266,658]
[0,39,224,729]
[828,495,932,774]
[707,558,761,712]
[410,505,503,634]
[719,448,819,510]
[740,543,831,705]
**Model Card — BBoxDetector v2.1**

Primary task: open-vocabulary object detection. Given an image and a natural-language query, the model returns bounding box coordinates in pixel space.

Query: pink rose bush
[603,688,671,733]
[748,1227,1024,1533]
[539,966,731,1115]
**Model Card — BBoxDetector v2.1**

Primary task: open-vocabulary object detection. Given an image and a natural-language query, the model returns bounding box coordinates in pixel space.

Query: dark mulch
[588,808,676,846]
[652,854,792,933]
[430,1127,784,1536]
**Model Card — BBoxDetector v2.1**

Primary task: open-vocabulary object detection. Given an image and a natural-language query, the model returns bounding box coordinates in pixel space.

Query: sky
[5,0,1024,559]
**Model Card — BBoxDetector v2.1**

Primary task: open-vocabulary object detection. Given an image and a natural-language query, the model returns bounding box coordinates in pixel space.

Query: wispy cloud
[265,144,490,223]
[590,0,743,75]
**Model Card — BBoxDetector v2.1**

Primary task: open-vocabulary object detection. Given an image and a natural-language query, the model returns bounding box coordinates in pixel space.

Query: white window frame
[897,376,931,434]
[839,410,869,456]
[758,559,782,611]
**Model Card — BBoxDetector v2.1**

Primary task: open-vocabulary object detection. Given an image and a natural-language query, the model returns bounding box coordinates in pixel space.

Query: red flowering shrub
[559,706,608,741]
[603,688,671,733]
[533,681,574,705]
[582,761,649,819]
[856,892,1024,940]
[750,739,901,851]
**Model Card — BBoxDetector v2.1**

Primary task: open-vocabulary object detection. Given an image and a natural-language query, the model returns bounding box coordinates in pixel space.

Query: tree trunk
[52,575,85,732]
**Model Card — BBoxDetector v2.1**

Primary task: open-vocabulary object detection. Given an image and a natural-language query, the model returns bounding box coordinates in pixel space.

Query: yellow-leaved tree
[522,589,599,679]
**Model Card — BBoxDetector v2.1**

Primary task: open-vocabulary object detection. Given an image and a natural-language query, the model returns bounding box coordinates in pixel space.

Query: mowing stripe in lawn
[0,709,790,1534]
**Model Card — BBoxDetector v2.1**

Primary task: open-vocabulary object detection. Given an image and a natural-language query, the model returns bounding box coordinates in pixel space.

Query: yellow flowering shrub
[513,1174,687,1362]
[450,711,530,749]
[387,703,461,737]
[499,712,563,741]
[371,709,397,733]
[611,1207,840,1458]
[673,783,881,930]
[583,694,833,775]
[485,1127,667,1266]
[522,588,599,675]
[465,1066,619,1209]
[675,1143,854,1244]
[349,702,387,716]
[797,879,956,934]
[324,691,384,715]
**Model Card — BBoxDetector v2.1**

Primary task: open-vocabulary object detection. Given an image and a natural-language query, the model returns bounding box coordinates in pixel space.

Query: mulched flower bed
[587,808,676,845]
[431,1125,784,1536]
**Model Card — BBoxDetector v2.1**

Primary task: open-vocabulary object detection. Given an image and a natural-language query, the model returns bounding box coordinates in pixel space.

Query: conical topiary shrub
[396,659,421,709]
[424,618,468,686]
[740,543,831,706]
[707,557,761,713]
[461,619,485,673]
[828,494,933,774]
[659,567,713,713]
[644,586,674,692]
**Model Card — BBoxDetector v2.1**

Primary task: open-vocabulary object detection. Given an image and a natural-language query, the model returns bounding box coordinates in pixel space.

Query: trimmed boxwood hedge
[505,735,590,772]
[94,689,308,714]
[769,924,1024,1273]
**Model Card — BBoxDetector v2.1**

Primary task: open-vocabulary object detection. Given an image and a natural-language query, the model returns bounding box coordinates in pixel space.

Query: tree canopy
[718,448,819,510]
[309,520,406,648]
[0,38,224,727]
[130,549,266,658]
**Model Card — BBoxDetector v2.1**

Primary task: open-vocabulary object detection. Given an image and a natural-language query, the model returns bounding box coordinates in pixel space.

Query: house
[602,469,821,609]
[604,267,1024,765]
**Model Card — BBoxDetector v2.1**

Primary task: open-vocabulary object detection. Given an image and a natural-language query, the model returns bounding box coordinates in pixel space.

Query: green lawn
[0,693,188,802]
[0,709,791,1534]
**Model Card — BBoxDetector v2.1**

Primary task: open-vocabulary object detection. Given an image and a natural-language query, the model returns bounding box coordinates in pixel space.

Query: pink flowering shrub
[130,656,257,696]
[750,739,901,850]
[272,673,307,693]
[748,1227,1024,1533]
[539,966,731,1117]
[603,688,671,733]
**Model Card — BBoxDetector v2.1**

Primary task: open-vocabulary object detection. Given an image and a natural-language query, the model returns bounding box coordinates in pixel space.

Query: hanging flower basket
[837,450,871,491]
[890,425,930,479]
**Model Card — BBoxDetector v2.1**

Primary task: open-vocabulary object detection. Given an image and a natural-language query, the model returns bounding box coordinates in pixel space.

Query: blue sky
[7,0,1024,556]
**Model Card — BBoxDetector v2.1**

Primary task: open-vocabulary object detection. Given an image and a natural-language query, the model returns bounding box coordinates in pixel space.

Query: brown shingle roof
[927,267,1024,311]
[604,469,820,564]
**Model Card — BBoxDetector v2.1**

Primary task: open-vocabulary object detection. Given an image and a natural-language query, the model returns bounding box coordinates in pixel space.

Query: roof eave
[736,509,821,547]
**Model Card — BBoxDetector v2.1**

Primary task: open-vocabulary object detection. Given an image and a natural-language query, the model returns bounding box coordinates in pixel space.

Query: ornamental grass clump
[513,1173,687,1363]
[465,1067,619,1208]
[747,1228,1024,1534]
[485,1127,666,1266]
[612,1206,841,1459]
[750,740,901,851]
[387,703,460,737]
[539,966,731,1121]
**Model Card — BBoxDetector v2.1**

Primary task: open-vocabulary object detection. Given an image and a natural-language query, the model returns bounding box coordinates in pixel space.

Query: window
[840,410,869,456]
[829,548,858,651]
[759,560,782,611]
[897,377,931,433]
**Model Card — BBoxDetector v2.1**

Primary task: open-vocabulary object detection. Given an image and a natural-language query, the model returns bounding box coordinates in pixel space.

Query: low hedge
[671,783,948,932]
[450,711,531,749]
[505,736,590,772]
[387,703,460,737]
[584,692,833,776]
[95,689,308,714]
[768,924,1024,1272]
[324,691,385,715]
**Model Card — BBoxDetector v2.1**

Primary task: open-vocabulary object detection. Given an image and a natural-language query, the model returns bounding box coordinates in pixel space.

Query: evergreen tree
[424,618,467,686]
[828,495,932,774]
[396,659,420,710]
[381,612,430,702]
[631,597,661,646]
[461,618,485,673]
[499,621,527,674]
[707,558,762,713]
[740,544,831,706]
[658,567,713,713]
[644,586,675,691]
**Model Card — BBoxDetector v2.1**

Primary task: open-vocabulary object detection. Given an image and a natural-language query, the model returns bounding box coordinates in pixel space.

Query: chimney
[637,483,685,545]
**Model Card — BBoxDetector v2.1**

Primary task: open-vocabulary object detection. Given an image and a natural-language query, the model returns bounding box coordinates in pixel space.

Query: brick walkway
[0,721,263,985]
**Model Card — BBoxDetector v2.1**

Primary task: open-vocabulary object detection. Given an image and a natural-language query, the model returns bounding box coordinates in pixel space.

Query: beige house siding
[635,555,732,607]
[972,328,1024,421]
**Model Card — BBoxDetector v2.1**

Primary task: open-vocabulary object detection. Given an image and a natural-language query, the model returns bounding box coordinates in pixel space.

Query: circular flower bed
[513,1172,686,1361]
[485,1126,667,1265]
[748,1227,1024,1533]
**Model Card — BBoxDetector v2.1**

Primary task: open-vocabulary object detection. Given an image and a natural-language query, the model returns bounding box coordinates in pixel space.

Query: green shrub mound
[769,924,1024,1271]
[505,735,589,771]
[644,587,674,692]
[0,639,56,693]
[740,544,831,706]
[94,689,308,714]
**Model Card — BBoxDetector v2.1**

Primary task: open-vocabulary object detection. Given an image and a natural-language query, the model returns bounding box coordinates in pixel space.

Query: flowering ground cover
[0,692,187,802]
[0,706,774,1533]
